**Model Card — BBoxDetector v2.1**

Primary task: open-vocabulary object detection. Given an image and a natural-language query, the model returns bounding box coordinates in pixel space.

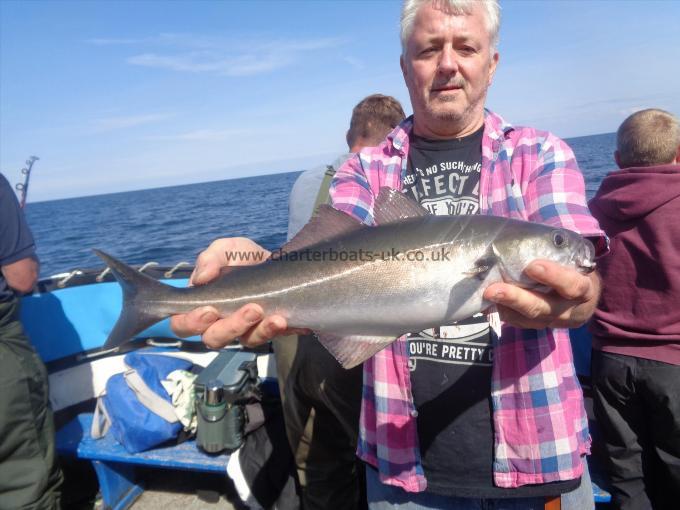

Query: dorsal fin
[373,187,429,225]
[275,204,364,257]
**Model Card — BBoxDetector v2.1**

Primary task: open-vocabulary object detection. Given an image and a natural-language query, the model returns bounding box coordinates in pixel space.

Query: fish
[95,187,596,369]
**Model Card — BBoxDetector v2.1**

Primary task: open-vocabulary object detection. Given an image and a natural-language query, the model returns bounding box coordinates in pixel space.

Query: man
[589,109,680,510]
[0,173,62,510]
[277,94,405,509]
[172,1,605,508]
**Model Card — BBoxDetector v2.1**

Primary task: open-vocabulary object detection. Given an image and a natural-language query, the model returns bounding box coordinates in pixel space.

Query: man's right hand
[170,237,290,349]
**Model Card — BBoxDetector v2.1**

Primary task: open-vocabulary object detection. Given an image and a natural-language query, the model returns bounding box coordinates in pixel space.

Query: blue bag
[93,351,193,453]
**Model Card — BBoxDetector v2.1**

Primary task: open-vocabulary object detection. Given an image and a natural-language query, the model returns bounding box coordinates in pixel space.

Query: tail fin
[94,249,176,349]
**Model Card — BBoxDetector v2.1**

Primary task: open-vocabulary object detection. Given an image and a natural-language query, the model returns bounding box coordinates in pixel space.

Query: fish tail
[94,249,176,349]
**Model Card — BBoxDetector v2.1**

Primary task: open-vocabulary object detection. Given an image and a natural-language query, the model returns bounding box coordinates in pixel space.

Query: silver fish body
[97,188,595,368]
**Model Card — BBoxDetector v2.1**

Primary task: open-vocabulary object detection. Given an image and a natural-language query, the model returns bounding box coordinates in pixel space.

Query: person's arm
[0,175,39,294]
[1,256,38,294]
[329,153,376,224]
[483,131,605,329]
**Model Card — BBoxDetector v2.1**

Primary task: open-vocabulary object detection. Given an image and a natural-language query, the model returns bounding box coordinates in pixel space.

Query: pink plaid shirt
[329,110,606,492]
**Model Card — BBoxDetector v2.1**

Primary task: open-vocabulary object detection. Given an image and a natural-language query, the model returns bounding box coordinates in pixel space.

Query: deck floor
[66,467,244,510]
[130,470,241,510]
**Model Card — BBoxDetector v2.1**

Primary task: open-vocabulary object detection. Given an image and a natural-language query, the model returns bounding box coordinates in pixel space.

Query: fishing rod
[15,156,39,208]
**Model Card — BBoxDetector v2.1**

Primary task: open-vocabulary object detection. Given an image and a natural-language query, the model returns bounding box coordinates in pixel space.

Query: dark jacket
[589,164,680,364]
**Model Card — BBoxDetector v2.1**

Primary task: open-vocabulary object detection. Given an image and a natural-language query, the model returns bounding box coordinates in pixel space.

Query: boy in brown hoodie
[589,109,680,510]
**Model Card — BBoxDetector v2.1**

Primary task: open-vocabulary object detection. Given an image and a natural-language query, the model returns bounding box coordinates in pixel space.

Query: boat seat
[56,413,230,510]
[58,413,611,508]
[591,473,612,504]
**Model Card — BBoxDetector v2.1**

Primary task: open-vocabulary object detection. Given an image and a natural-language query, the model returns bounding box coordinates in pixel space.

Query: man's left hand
[483,260,601,329]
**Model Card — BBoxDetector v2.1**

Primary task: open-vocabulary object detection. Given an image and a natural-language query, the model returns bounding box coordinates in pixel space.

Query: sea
[24,132,616,278]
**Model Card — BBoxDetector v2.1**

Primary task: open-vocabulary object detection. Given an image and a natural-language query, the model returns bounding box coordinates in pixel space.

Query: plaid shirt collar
[386,109,514,158]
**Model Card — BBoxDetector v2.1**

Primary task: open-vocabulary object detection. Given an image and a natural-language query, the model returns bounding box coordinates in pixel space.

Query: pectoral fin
[316,333,397,369]
[463,250,498,280]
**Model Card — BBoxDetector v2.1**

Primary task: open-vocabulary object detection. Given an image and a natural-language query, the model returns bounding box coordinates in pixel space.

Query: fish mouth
[574,239,597,274]
[577,258,596,274]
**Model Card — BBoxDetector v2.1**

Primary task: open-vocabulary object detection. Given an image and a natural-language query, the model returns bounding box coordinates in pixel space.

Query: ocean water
[24,132,616,277]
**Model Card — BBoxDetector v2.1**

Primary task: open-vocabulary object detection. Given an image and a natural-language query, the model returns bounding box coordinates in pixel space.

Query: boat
[20,262,278,509]
[20,261,611,508]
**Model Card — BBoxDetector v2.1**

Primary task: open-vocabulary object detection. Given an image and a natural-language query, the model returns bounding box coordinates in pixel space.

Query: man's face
[401,1,499,138]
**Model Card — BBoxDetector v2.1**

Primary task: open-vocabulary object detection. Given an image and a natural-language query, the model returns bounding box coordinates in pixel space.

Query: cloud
[101,33,346,76]
[571,93,671,111]
[342,56,365,71]
[127,52,293,76]
[90,113,174,132]
[86,37,145,45]
[87,33,222,49]
[144,128,252,142]
[618,106,650,117]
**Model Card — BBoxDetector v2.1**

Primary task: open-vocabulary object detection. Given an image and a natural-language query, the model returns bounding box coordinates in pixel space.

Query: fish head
[491,221,596,288]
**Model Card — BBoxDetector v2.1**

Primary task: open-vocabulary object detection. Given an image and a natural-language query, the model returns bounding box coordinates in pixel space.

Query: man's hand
[170,237,291,349]
[483,260,601,330]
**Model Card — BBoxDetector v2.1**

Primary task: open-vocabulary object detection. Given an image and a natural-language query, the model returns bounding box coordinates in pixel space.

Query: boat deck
[58,413,241,509]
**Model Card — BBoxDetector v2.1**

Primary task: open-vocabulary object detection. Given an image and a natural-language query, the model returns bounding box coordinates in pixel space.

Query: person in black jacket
[0,174,62,510]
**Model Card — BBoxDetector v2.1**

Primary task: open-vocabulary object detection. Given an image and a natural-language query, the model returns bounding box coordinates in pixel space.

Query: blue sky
[1,0,678,202]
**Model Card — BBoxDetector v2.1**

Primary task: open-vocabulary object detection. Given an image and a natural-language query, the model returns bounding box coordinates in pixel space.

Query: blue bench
[57,413,231,510]
[59,412,611,508]
[591,474,611,504]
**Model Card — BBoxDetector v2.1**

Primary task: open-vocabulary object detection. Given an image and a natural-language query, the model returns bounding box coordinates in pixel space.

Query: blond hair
[617,109,680,168]
[347,94,406,149]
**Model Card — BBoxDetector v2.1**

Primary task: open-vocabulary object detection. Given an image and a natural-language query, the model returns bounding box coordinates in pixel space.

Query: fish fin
[316,333,396,369]
[275,205,364,257]
[94,249,176,349]
[373,187,429,225]
[463,248,499,280]
[462,260,494,279]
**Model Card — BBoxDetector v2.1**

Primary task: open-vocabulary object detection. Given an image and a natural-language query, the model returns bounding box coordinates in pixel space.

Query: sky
[1,0,679,202]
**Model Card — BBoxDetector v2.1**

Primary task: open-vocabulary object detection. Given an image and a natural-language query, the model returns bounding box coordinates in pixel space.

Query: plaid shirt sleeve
[509,129,608,254]
[329,153,376,225]
[487,120,603,488]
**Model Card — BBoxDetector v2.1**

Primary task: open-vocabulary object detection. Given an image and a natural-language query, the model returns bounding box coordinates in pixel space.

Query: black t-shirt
[403,129,579,498]
[402,129,482,215]
[0,174,37,302]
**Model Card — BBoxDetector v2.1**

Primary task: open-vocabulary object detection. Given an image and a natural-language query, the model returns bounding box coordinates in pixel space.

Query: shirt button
[410,409,419,417]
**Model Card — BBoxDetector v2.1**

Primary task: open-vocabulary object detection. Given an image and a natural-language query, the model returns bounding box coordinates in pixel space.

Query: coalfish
[96,188,595,368]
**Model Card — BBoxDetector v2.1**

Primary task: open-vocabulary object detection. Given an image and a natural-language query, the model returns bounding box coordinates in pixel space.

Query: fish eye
[552,231,568,248]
